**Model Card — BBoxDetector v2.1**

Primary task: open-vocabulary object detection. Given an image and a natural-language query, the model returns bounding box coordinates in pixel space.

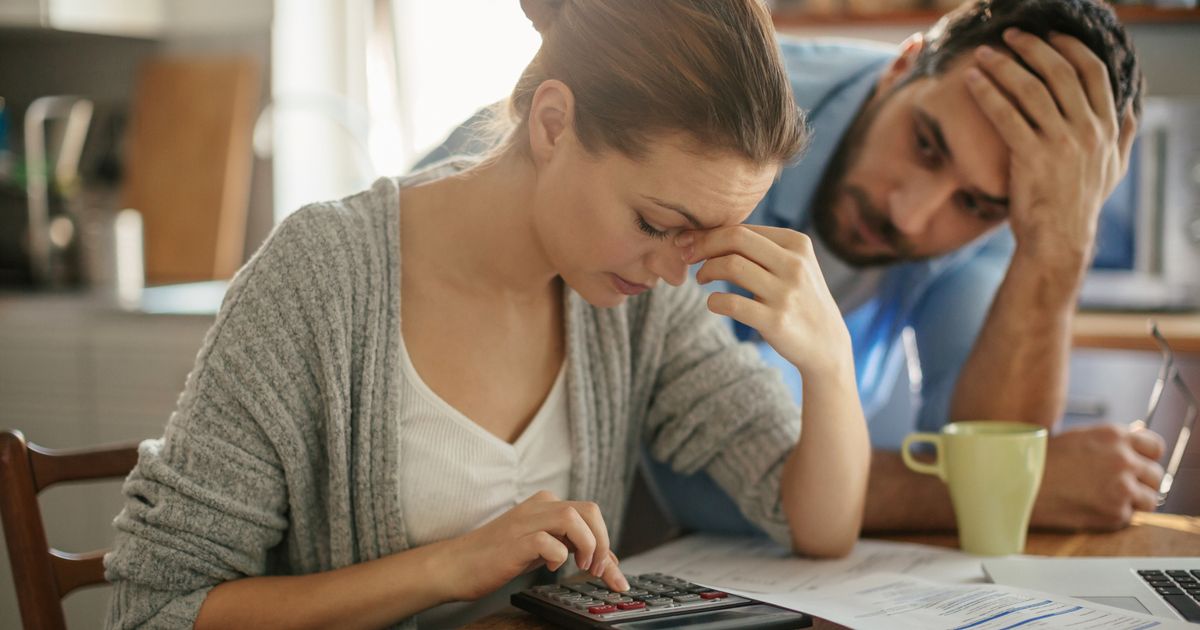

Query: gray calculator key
[647,597,675,606]
[626,589,649,596]
[673,594,702,602]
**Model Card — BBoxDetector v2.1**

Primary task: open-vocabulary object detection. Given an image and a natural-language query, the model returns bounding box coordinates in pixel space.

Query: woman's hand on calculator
[437,490,630,602]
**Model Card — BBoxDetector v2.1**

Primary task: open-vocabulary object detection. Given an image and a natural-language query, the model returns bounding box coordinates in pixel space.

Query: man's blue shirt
[741,38,1014,447]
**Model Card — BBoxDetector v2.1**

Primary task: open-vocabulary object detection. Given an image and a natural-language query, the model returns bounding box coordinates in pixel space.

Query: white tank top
[398,339,573,628]
[398,351,572,544]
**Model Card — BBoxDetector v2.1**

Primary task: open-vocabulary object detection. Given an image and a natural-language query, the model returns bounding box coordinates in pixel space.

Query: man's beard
[812,91,922,268]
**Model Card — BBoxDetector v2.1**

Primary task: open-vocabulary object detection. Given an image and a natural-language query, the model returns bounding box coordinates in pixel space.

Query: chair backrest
[0,429,140,630]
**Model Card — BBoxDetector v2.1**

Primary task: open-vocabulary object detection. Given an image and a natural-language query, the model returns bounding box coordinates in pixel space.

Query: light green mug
[901,421,1048,556]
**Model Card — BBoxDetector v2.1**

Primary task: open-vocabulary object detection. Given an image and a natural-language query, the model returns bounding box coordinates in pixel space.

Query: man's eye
[915,129,939,165]
[635,215,669,240]
[956,192,985,217]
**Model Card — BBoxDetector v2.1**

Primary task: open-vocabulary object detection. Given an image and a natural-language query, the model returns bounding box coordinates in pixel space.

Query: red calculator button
[588,605,618,614]
[700,591,728,599]
[617,601,647,610]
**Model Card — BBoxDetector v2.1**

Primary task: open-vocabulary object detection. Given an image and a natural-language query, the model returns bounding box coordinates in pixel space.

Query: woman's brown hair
[498,0,806,166]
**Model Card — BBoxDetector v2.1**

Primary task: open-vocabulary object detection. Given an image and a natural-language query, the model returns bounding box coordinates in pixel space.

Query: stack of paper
[620,536,1184,629]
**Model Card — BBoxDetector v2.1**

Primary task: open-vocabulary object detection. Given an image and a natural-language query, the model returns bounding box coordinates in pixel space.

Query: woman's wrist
[792,343,856,391]
[418,536,469,604]
[801,363,857,397]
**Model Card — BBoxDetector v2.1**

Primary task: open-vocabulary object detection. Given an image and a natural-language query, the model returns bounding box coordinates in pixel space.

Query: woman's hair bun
[520,0,565,34]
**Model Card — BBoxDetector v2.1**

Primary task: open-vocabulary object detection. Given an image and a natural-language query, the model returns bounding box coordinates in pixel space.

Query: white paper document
[620,534,985,593]
[750,572,1185,630]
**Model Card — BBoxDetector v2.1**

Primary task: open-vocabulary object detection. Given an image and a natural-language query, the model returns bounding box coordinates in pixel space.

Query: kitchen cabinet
[0,0,165,38]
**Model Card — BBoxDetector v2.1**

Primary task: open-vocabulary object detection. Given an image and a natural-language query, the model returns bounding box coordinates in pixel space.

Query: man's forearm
[949,249,1087,428]
[862,449,957,533]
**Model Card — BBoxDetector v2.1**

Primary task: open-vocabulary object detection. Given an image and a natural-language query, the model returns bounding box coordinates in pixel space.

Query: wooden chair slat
[1,429,141,630]
[50,549,110,598]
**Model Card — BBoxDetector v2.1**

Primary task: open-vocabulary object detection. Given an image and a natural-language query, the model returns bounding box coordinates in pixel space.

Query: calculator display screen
[610,603,807,629]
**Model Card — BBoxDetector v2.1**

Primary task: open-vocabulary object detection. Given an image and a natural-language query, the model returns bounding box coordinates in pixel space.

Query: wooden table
[467,513,1200,629]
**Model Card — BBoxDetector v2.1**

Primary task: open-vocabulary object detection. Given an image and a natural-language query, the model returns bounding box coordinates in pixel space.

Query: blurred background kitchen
[0,0,1197,627]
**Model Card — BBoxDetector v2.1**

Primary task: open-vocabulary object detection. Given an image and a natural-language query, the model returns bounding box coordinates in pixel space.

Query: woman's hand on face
[437,490,628,602]
[681,225,852,380]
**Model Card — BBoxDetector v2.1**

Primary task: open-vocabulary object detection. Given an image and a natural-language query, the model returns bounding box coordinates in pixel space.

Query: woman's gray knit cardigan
[103,169,802,628]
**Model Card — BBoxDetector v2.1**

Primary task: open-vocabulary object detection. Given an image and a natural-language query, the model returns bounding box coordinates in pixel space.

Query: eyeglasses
[1131,321,1199,506]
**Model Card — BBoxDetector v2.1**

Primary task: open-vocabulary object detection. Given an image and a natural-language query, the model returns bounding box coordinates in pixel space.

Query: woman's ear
[876,33,925,93]
[527,80,575,167]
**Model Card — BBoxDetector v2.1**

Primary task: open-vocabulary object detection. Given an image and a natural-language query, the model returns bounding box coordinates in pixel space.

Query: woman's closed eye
[634,214,670,240]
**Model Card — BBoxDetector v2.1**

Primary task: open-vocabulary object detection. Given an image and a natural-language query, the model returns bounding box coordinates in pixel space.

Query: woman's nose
[648,241,689,287]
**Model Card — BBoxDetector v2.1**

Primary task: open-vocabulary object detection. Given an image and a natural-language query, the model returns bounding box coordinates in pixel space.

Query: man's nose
[647,241,689,287]
[888,169,955,236]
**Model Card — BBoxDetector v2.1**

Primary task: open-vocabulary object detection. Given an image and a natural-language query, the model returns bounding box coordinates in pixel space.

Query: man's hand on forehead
[964,28,1137,273]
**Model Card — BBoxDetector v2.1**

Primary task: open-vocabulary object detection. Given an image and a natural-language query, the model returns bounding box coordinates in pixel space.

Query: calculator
[511,572,812,629]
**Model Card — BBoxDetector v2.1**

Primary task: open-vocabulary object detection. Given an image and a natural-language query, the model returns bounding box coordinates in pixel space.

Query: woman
[104,1,870,628]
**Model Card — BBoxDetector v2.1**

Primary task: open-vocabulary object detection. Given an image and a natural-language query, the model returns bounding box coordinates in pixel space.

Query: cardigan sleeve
[103,205,347,628]
[640,280,801,548]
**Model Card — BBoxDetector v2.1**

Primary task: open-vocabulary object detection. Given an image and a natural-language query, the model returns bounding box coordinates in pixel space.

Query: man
[644,0,1165,537]
[418,0,1164,535]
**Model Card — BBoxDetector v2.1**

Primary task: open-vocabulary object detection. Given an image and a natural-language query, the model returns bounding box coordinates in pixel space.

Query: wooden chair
[0,428,140,630]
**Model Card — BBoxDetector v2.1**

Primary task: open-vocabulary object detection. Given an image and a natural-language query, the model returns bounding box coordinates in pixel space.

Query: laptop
[983,557,1200,623]
[983,323,1200,624]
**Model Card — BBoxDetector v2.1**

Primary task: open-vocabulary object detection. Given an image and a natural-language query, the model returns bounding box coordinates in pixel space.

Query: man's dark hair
[909,0,1143,118]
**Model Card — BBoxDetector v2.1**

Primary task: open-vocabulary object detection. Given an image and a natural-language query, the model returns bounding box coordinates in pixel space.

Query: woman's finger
[695,254,780,302]
[524,531,570,573]
[566,501,612,578]
[706,292,776,336]
[533,504,597,573]
[599,550,630,592]
[682,225,794,276]
[524,489,561,504]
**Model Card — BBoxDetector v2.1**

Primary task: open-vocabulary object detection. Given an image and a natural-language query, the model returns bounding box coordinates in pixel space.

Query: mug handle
[901,433,946,481]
